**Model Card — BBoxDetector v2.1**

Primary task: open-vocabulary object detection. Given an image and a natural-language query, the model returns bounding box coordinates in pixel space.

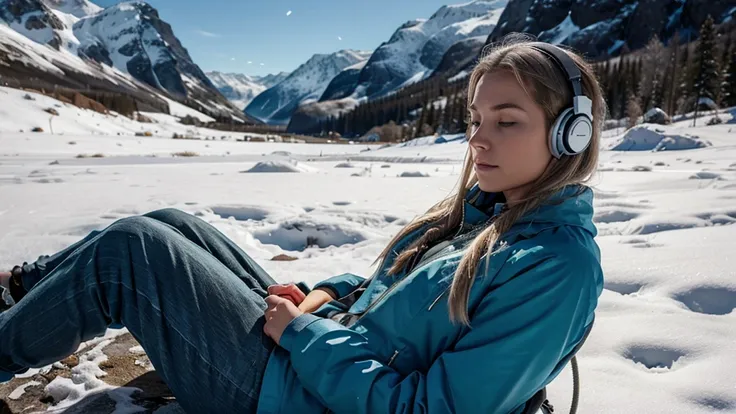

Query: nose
[468,124,491,152]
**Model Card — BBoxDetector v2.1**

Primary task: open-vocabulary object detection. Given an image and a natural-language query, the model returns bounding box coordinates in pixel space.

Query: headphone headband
[527,42,583,97]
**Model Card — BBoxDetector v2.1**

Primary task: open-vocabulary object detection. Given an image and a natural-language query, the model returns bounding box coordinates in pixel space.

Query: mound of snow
[242,160,315,173]
[334,162,355,168]
[399,171,430,177]
[398,133,466,147]
[643,108,670,125]
[610,125,711,151]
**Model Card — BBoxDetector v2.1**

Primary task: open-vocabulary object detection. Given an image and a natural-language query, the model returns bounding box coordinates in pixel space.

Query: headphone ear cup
[549,107,574,159]
[562,114,593,155]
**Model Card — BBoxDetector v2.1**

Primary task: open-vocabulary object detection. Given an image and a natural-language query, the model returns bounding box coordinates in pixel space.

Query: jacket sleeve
[311,272,366,299]
[279,247,599,414]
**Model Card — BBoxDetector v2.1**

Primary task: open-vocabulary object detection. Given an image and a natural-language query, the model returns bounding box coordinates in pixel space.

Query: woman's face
[468,70,552,202]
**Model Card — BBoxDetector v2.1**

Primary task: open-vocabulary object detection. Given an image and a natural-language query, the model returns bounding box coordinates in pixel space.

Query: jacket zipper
[387,350,400,366]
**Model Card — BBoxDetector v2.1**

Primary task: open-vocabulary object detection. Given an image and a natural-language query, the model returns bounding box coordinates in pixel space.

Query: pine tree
[599,61,610,95]
[618,59,631,119]
[442,95,454,133]
[399,100,408,123]
[426,102,436,131]
[339,113,347,135]
[607,62,619,119]
[725,33,736,107]
[677,41,694,114]
[638,35,666,111]
[457,94,468,132]
[664,31,681,115]
[414,100,428,138]
[718,32,735,107]
[345,109,354,136]
[626,92,642,129]
[691,15,721,123]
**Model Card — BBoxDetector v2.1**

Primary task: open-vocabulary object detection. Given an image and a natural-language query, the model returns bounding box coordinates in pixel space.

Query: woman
[1,38,605,414]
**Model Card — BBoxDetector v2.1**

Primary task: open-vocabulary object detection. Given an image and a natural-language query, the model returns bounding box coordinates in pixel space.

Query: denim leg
[142,208,277,297]
[18,208,278,299]
[0,216,275,413]
[17,231,102,293]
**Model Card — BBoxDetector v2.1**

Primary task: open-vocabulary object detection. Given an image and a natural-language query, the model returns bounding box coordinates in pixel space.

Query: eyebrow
[469,102,526,112]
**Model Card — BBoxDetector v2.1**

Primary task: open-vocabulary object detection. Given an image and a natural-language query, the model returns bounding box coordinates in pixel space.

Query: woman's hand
[263,295,303,346]
[297,287,335,313]
[267,283,307,306]
[268,283,336,314]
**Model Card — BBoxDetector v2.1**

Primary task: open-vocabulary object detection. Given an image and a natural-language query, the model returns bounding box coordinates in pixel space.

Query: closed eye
[498,121,517,127]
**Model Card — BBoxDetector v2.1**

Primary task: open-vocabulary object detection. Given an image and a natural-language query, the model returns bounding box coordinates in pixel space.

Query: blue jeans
[0,208,279,413]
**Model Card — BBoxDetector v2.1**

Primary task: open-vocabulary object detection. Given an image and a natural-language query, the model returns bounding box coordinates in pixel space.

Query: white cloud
[231,58,236,61]
[260,63,265,66]
[248,61,253,64]
[286,10,292,16]
[195,29,220,38]
[338,36,342,41]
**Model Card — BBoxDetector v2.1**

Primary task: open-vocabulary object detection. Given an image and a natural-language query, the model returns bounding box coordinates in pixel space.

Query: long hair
[375,35,606,325]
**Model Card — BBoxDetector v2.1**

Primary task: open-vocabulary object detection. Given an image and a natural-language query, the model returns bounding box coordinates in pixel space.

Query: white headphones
[527,42,594,159]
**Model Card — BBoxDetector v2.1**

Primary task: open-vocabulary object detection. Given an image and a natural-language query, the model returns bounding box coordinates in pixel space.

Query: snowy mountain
[0,0,66,49]
[486,0,736,59]
[0,0,246,121]
[331,0,507,101]
[44,0,101,19]
[207,71,290,111]
[244,49,371,125]
[433,35,487,77]
[286,0,507,132]
[74,3,223,105]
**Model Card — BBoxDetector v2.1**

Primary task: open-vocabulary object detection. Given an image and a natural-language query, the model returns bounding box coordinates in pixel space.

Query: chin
[476,180,505,193]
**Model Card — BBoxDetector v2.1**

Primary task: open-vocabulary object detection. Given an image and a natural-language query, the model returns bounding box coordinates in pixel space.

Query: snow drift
[242,160,317,173]
[610,124,711,151]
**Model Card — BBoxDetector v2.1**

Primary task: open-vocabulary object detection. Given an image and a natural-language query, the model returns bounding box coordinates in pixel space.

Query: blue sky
[92,0,453,77]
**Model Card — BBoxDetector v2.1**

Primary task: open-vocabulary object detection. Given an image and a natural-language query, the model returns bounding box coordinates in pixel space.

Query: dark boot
[7,266,26,304]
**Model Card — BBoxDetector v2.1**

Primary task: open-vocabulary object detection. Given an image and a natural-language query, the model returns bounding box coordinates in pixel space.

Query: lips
[474,162,498,171]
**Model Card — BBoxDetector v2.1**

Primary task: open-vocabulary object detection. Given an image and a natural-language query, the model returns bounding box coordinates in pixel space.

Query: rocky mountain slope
[0,0,246,121]
[243,49,371,125]
[485,0,736,60]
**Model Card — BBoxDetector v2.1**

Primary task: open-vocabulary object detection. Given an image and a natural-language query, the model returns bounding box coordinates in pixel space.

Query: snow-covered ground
[1,93,736,412]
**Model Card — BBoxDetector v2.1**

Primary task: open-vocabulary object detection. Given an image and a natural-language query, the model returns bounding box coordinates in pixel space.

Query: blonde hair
[376,36,606,325]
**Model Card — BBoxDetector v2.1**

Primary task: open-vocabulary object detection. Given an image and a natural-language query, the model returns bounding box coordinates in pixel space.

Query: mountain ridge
[243,49,372,125]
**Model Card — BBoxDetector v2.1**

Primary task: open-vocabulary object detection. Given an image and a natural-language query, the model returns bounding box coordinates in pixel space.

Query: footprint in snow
[691,396,735,411]
[673,286,736,316]
[32,178,64,184]
[622,345,687,371]
[210,205,270,222]
[604,281,644,296]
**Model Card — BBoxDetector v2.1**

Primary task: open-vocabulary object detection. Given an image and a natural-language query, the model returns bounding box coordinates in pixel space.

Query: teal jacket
[257,185,604,414]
